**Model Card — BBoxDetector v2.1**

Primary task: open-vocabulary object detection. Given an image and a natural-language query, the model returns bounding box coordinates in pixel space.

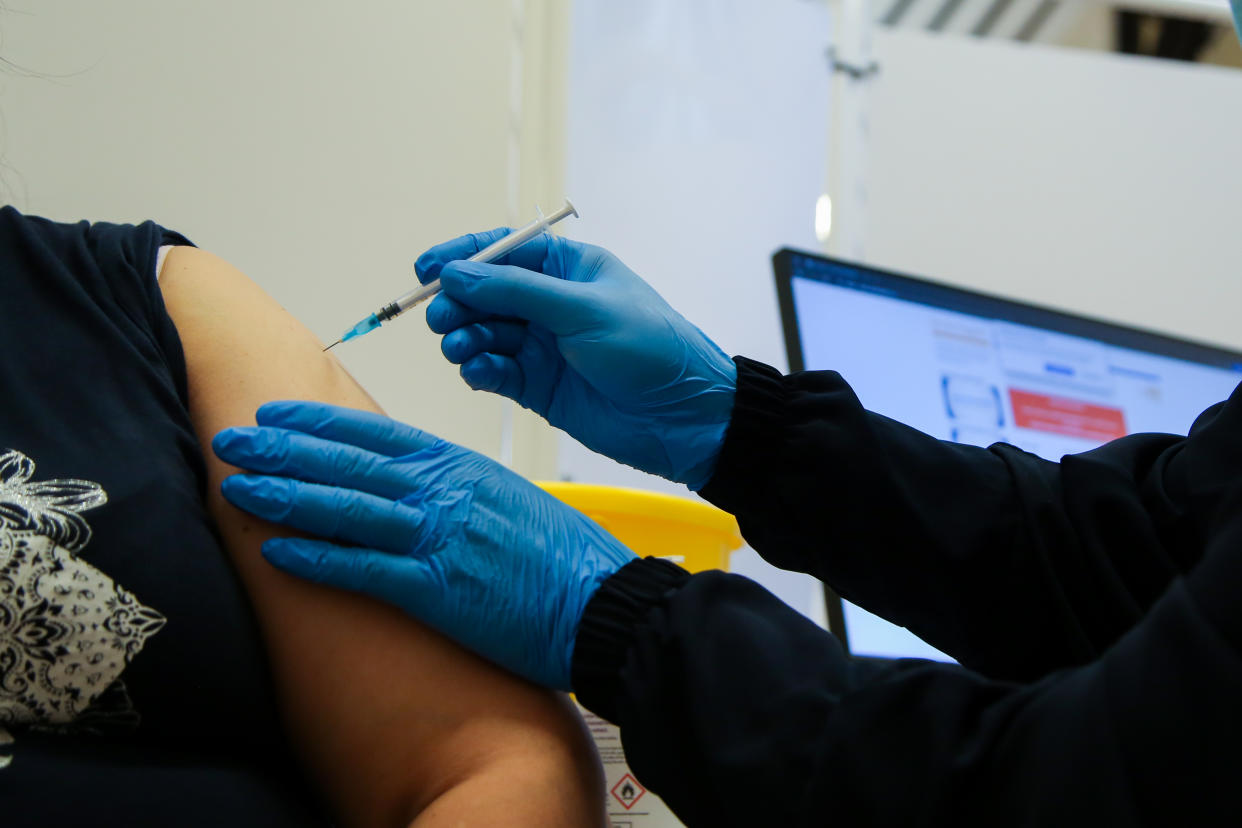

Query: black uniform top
[572,356,1242,827]
[0,208,323,826]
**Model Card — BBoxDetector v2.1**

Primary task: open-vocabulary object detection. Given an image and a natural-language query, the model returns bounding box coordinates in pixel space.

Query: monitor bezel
[772,245,1242,656]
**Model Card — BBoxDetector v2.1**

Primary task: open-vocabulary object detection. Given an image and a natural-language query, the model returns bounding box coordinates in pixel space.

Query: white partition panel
[561,0,833,622]
[561,0,833,486]
[867,30,1242,352]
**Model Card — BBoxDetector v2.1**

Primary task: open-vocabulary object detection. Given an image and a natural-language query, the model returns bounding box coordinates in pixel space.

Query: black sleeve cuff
[571,557,691,724]
[699,356,791,512]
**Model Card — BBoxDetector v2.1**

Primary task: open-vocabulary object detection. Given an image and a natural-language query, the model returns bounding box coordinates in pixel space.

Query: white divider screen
[560,0,834,623]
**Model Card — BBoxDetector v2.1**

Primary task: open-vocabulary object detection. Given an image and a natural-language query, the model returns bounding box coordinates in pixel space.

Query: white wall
[865,30,1242,351]
[0,0,568,463]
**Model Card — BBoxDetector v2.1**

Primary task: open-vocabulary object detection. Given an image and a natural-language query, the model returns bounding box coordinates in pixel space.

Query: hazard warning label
[611,773,646,810]
[578,704,683,825]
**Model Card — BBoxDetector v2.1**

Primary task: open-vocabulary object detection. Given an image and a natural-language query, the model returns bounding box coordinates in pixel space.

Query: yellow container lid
[536,482,743,574]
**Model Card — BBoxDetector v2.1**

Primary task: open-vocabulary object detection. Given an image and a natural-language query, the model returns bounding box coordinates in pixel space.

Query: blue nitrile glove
[415,231,737,491]
[212,400,637,690]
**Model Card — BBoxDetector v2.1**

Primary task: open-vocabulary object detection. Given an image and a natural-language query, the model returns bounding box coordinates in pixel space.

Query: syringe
[323,199,579,351]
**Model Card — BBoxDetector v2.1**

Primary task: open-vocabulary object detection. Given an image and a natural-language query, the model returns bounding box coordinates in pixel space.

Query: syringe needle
[323,340,342,352]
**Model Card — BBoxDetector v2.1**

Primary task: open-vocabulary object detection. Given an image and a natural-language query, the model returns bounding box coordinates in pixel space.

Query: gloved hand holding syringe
[323,199,578,351]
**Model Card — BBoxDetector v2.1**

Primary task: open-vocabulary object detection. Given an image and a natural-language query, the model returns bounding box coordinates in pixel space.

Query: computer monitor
[773,247,1242,662]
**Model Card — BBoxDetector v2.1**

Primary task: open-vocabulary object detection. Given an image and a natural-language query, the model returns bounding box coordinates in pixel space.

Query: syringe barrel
[387,280,441,317]
[467,218,548,264]
[365,199,579,330]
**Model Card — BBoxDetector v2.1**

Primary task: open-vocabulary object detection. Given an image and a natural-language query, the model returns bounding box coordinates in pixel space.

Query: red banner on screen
[1008,389,1127,442]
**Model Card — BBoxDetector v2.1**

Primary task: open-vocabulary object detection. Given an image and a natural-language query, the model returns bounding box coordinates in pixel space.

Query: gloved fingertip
[460,358,500,392]
[440,336,466,365]
[413,252,441,284]
[439,260,486,287]
[255,399,300,425]
[257,400,344,435]
[210,427,245,459]
[444,325,492,364]
[220,471,271,493]
[261,538,310,573]
[425,294,467,335]
[218,473,250,502]
[220,474,294,521]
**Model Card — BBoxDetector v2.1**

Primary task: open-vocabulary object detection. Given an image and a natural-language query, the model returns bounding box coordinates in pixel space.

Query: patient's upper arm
[157,246,602,828]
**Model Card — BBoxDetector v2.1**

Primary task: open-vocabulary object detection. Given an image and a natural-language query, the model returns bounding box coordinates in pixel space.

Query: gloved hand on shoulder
[213,400,637,690]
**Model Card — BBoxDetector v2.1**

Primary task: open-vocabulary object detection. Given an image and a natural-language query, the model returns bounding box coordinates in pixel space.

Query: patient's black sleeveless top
[0,207,325,826]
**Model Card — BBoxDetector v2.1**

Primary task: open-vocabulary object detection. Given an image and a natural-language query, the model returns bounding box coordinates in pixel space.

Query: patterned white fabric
[0,449,165,737]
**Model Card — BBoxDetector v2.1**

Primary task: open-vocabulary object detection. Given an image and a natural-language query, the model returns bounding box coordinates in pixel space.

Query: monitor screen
[773,248,1242,662]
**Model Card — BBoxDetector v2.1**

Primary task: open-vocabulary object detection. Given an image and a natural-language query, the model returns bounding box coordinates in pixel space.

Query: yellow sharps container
[536,482,744,828]
[536,482,743,573]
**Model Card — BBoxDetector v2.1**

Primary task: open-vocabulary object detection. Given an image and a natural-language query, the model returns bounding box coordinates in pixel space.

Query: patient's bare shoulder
[158,245,603,828]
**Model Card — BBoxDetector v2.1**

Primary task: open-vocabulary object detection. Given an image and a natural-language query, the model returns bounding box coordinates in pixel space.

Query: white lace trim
[0,449,166,766]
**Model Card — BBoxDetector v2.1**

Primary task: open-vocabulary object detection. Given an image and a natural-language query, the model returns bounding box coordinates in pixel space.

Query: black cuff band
[571,557,691,723]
